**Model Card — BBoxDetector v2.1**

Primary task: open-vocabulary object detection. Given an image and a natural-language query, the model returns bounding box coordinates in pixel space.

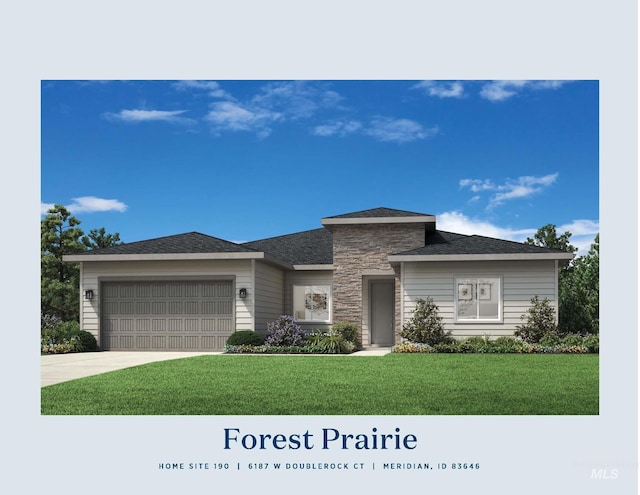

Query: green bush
[561,334,585,347]
[226,330,265,346]
[41,320,80,344]
[457,336,492,353]
[76,330,98,351]
[331,321,359,347]
[41,320,90,354]
[583,334,599,353]
[492,336,525,353]
[515,296,558,343]
[311,334,354,354]
[539,332,561,347]
[401,297,451,345]
[432,341,460,353]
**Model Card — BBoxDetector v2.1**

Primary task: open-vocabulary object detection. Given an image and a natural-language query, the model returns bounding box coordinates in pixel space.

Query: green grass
[40,354,599,415]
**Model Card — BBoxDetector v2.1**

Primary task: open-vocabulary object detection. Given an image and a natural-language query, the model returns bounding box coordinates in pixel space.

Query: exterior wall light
[84,289,94,300]
[239,288,247,298]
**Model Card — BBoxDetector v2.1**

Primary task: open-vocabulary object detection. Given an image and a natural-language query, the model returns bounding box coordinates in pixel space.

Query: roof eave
[292,264,334,271]
[322,215,435,226]
[64,252,271,263]
[388,253,575,262]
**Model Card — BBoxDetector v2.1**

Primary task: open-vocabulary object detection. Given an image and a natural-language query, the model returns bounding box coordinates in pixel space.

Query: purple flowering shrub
[265,315,306,346]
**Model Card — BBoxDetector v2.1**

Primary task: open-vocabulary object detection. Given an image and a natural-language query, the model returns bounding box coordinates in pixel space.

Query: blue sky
[41,80,599,254]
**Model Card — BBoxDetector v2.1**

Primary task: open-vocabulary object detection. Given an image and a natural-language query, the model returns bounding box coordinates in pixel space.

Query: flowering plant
[265,315,306,347]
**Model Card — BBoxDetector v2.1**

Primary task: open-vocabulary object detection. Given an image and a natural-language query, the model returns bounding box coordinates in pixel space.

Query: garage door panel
[218,319,233,332]
[101,281,235,351]
[120,302,134,314]
[152,302,166,314]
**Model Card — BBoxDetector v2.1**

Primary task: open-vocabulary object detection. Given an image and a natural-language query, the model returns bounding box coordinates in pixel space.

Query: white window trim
[454,275,503,323]
[293,284,332,323]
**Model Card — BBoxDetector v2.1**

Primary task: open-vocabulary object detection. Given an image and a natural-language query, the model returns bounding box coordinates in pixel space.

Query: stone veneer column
[331,223,425,343]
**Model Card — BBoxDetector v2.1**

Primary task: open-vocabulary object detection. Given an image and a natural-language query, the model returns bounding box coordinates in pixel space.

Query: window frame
[292,284,332,323]
[454,275,503,323]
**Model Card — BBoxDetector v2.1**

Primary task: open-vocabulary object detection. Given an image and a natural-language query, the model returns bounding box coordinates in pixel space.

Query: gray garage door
[101,281,234,351]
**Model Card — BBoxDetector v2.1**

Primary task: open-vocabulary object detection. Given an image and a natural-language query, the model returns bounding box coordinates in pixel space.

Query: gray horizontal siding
[254,261,285,332]
[402,260,558,338]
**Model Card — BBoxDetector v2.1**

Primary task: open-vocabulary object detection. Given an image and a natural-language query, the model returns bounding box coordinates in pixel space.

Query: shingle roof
[396,231,571,256]
[324,207,433,219]
[74,232,257,255]
[70,209,569,263]
[242,228,333,265]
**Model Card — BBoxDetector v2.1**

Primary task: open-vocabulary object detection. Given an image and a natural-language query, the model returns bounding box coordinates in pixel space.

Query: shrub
[331,321,359,346]
[400,297,451,345]
[457,336,493,353]
[42,320,81,343]
[492,336,525,353]
[41,320,81,353]
[583,334,599,353]
[539,332,561,347]
[41,313,62,332]
[226,330,265,346]
[432,341,460,353]
[265,315,306,347]
[76,330,98,351]
[515,296,558,343]
[311,334,354,354]
[561,334,585,347]
[41,320,99,353]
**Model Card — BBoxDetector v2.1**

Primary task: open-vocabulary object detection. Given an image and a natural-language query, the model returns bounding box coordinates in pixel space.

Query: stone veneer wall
[331,223,426,344]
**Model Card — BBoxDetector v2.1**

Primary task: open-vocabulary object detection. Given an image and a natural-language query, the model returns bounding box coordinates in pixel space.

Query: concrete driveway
[41,348,392,387]
[40,351,221,387]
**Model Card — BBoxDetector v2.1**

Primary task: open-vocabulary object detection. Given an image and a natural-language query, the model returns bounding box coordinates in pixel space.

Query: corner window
[293,285,331,322]
[455,277,501,321]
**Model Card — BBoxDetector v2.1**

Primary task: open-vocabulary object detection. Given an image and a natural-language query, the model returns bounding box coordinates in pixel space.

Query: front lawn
[40,353,598,415]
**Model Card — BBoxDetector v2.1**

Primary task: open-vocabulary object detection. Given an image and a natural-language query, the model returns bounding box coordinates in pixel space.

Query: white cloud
[41,202,56,215]
[201,81,344,138]
[437,211,536,242]
[313,116,438,143]
[437,211,598,256]
[312,120,362,137]
[252,81,343,120]
[68,197,128,214]
[459,178,496,192]
[205,101,282,138]
[366,117,439,143]
[480,80,569,102]
[412,81,465,98]
[557,219,600,256]
[460,173,559,207]
[41,197,128,215]
[104,109,195,125]
[558,219,600,236]
[172,80,231,99]
[489,174,559,206]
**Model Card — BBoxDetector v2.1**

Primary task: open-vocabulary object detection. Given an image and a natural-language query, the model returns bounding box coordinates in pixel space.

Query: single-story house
[63,207,574,351]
